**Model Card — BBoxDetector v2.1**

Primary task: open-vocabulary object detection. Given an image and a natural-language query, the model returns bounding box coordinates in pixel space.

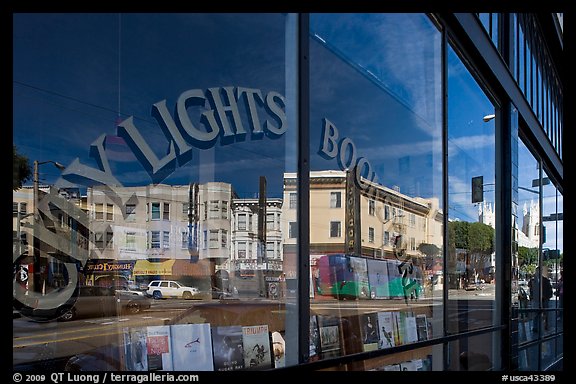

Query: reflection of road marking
[14,329,125,348]
[14,316,165,345]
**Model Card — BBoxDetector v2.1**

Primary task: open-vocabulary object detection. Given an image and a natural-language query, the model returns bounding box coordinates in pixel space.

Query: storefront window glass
[308,13,443,368]
[13,13,298,371]
[446,43,497,339]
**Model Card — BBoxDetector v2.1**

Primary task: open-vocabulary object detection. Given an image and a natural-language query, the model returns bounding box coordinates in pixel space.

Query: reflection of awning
[133,260,175,276]
[171,259,211,277]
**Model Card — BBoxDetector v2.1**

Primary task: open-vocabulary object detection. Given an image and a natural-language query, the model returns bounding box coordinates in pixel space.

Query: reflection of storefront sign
[345,169,361,255]
[133,260,175,276]
[86,262,134,273]
[61,86,287,187]
[239,262,269,271]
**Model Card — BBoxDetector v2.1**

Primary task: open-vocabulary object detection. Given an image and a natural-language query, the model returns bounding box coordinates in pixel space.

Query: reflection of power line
[310,32,435,131]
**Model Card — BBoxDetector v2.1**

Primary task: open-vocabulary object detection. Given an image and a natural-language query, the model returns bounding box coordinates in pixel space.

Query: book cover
[416,314,429,341]
[242,325,272,370]
[146,325,173,371]
[360,312,379,351]
[212,325,245,371]
[404,315,419,344]
[376,311,396,349]
[124,327,148,371]
[309,314,321,361]
[170,323,214,371]
[317,315,341,359]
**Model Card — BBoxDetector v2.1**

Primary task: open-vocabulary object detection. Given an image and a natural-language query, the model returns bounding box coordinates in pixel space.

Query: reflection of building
[73,182,283,294]
[86,183,230,289]
[230,197,284,295]
[13,186,89,293]
[282,171,443,278]
[477,200,540,279]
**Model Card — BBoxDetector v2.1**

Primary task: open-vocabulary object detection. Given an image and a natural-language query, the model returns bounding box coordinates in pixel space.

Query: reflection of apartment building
[85,182,284,291]
[86,183,231,288]
[282,171,443,277]
[230,198,284,277]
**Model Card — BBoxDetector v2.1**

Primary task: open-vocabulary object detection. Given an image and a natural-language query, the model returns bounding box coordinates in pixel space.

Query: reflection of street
[14,288,498,369]
[13,303,185,368]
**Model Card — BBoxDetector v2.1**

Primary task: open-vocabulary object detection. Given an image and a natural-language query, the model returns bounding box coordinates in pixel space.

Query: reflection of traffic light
[472,176,484,203]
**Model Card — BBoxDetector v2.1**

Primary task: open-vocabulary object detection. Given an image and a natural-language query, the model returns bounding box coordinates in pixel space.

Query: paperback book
[242,325,272,370]
[212,325,245,371]
[170,323,214,371]
[146,325,173,371]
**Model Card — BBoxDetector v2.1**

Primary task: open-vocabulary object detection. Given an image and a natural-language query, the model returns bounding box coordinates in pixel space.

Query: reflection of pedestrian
[556,270,564,310]
[529,267,553,332]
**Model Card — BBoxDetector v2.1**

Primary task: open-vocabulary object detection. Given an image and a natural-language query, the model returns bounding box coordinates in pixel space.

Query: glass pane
[309,13,443,366]
[446,45,496,333]
[447,333,497,371]
[516,139,540,341]
[13,13,298,371]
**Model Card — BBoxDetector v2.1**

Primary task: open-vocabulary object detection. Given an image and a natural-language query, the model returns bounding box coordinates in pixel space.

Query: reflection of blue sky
[13,13,291,198]
[309,14,442,200]
[447,45,496,222]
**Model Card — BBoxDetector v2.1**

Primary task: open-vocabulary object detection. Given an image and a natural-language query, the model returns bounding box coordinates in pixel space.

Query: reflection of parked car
[146,280,199,300]
[17,286,152,322]
[59,286,152,321]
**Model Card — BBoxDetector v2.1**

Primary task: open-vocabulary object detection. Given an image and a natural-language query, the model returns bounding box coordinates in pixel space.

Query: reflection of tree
[13,145,32,191]
[447,221,494,285]
[467,222,494,278]
[518,246,538,277]
[418,243,441,269]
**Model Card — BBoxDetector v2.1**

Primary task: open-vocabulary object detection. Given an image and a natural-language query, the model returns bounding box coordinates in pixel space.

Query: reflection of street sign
[472,176,483,203]
[542,213,563,221]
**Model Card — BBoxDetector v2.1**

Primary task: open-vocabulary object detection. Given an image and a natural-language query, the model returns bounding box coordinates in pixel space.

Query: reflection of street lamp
[32,160,66,294]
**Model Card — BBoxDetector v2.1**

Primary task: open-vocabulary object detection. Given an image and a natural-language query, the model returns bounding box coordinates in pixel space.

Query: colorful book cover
[212,325,245,371]
[416,314,429,341]
[309,314,321,361]
[377,311,396,349]
[146,325,173,371]
[170,323,213,371]
[242,325,272,370]
[124,327,148,371]
[360,312,379,351]
[317,316,341,359]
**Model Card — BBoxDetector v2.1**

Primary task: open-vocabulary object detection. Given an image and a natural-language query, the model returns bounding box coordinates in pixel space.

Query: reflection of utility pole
[188,182,199,263]
[257,176,267,297]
